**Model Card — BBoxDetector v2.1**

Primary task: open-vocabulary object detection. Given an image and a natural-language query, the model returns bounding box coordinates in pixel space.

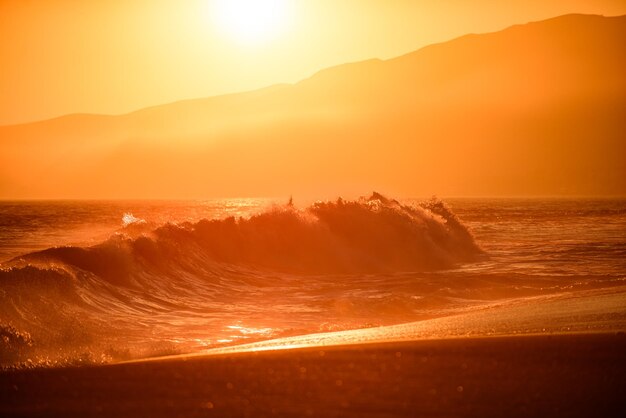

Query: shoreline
[124,285,626,364]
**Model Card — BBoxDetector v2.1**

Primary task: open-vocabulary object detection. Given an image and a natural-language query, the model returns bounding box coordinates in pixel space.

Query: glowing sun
[211,0,291,45]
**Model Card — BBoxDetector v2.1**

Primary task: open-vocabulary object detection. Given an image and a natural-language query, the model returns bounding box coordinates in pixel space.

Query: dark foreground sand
[2,333,626,418]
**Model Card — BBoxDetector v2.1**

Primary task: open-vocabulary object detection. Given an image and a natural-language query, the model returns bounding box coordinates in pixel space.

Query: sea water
[1,195,625,367]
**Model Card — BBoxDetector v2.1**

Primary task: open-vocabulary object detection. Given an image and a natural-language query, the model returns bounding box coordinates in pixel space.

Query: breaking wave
[22,192,479,276]
[0,193,482,368]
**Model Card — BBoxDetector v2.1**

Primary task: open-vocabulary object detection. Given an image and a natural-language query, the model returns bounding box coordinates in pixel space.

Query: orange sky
[1,0,625,125]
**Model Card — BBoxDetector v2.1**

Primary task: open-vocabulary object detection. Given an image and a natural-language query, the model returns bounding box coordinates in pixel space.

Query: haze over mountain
[1,13,624,199]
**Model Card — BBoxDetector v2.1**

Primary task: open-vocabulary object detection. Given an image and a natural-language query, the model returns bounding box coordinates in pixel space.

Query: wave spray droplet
[122,213,145,227]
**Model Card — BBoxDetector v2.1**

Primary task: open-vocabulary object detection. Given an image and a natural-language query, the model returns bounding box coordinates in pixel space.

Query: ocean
[1,195,625,368]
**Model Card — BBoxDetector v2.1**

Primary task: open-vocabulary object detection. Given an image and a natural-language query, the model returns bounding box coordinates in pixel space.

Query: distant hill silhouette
[1,14,625,198]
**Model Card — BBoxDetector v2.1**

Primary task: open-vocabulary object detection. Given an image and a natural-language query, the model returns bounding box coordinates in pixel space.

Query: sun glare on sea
[211,0,291,45]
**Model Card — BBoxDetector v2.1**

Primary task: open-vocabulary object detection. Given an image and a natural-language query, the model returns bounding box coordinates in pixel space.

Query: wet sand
[2,333,626,418]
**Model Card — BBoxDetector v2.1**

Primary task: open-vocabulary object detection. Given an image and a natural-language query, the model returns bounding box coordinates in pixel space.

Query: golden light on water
[226,325,274,336]
[214,324,277,344]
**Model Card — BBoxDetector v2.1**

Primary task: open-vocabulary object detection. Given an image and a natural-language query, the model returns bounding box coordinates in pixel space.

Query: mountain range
[1,14,625,198]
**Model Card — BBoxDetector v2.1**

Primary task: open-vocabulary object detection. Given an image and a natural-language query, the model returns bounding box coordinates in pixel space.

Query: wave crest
[18,193,481,277]
[194,193,479,272]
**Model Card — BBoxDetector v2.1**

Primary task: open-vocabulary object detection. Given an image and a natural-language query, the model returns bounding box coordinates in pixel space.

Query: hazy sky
[1,0,625,125]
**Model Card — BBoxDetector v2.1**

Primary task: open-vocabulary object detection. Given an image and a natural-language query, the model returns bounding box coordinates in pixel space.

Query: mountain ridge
[3,13,619,129]
[1,13,624,198]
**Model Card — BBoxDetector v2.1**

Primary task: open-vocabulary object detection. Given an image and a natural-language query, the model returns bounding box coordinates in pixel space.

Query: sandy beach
[2,333,626,418]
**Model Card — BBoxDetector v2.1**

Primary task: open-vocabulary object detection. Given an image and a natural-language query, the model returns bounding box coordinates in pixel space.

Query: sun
[211,0,291,45]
